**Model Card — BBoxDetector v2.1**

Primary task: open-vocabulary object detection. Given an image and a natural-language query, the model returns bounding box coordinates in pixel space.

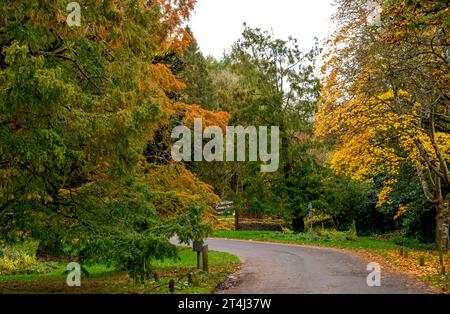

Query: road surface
[175,238,433,294]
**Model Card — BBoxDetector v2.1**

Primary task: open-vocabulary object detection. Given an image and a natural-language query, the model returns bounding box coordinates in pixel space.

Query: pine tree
[0,0,209,281]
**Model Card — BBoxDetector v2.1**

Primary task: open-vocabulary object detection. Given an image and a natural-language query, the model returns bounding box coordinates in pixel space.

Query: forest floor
[212,230,449,293]
[0,248,239,294]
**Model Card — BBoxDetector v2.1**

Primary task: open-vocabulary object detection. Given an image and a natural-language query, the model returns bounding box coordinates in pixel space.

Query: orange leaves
[151,63,186,93]
[342,245,448,291]
[143,162,219,219]
[167,28,195,53]
[155,0,196,25]
[153,0,197,53]
[378,248,449,291]
[174,103,230,131]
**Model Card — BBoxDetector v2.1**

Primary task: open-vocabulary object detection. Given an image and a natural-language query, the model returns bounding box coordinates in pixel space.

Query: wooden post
[202,245,209,273]
[419,256,425,266]
[233,171,239,230]
[168,279,175,293]
[439,252,446,275]
[196,252,201,269]
[308,202,313,240]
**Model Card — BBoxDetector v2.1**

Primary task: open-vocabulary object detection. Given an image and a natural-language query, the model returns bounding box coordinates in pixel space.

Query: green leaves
[0,1,212,280]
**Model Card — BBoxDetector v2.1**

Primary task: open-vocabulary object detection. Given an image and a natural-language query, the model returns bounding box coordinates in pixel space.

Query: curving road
[177,238,433,294]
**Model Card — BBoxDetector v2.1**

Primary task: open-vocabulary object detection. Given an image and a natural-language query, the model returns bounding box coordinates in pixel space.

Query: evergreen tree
[0,0,208,281]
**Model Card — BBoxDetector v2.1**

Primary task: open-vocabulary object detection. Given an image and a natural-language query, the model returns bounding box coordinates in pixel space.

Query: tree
[316,0,450,263]
[177,27,217,109]
[205,25,323,225]
[0,0,212,281]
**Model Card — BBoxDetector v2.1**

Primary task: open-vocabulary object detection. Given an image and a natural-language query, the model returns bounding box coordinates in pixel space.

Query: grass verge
[0,248,239,294]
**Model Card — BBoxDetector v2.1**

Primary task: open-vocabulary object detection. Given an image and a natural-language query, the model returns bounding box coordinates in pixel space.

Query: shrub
[345,221,358,241]
[282,227,294,235]
[0,241,51,275]
[392,235,436,250]
[315,229,348,242]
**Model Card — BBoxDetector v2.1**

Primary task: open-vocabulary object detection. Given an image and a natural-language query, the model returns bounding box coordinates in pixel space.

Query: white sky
[188,0,337,59]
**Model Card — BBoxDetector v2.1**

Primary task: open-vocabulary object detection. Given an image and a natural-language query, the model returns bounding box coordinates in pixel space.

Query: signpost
[215,201,234,215]
[216,200,238,230]
[202,245,209,273]
[309,202,313,240]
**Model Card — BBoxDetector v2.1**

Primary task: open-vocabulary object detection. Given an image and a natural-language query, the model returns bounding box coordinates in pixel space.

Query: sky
[188,0,337,59]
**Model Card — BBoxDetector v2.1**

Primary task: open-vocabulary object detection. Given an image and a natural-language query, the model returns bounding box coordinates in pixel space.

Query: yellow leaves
[316,84,431,180]
[316,84,433,206]
[26,194,40,201]
[330,130,378,180]
[376,180,397,208]
[58,189,71,195]
[394,204,408,221]
[0,255,37,275]
[397,89,412,100]
[377,89,395,101]
[435,132,450,159]
[378,248,449,288]
[143,163,219,220]
[402,131,450,170]
[25,194,53,204]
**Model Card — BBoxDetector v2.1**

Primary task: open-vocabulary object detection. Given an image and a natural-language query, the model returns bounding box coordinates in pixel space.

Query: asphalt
[173,238,433,294]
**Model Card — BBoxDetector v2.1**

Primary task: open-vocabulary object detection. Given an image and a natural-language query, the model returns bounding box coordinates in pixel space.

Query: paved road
[176,238,432,294]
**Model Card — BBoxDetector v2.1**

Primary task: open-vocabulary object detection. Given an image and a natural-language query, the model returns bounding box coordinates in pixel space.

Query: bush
[391,235,436,250]
[345,221,358,241]
[400,203,435,244]
[315,229,348,242]
[282,227,294,235]
[0,241,51,275]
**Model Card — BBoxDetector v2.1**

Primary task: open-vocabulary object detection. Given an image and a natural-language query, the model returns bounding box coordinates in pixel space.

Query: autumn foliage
[316,0,450,258]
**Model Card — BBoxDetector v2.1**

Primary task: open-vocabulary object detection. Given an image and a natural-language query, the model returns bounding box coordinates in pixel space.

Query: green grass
[0,248,239,294]
[0,263,115,283]
[213,230,402,250]
[153,247,239,267]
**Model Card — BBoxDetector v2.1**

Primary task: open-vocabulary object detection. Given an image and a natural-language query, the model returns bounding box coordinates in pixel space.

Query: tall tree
[177,27,217,109]
[210,26,322,224]
[316,0,450,265]
[0,0,212,281]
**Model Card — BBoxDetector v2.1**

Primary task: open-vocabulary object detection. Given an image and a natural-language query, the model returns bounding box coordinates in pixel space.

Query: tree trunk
[435,198,450,252]
[435,196,449,274]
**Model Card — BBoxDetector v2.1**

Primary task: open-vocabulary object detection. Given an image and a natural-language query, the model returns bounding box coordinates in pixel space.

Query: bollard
[419,256,425,267]
[202,245,209,273]
[168,279,175,293]
[439,252,446,275]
